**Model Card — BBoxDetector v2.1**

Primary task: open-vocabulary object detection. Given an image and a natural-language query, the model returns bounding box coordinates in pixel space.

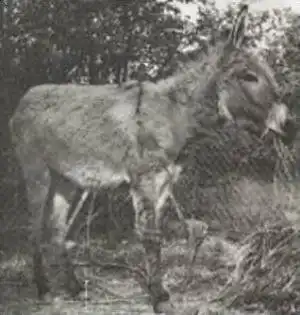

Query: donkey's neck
[163,44,230,132]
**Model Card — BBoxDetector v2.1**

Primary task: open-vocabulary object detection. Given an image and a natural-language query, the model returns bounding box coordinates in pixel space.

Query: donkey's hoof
[75,290,92,301]
[182,306,200,315]
[68,279,85,299]
[154,300,176,315]
[39,292,54,304]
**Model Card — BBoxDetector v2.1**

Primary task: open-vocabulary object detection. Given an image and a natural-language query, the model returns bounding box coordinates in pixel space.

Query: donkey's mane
[157,42,226,95]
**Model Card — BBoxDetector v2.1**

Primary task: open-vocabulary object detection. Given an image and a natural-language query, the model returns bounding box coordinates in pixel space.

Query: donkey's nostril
[281,117,298,145]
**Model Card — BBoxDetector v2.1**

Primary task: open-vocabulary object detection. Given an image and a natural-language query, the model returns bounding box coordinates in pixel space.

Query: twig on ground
[94,285,127,299]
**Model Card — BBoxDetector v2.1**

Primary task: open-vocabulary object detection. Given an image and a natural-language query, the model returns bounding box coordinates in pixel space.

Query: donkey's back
[10,81,186,188]
[10,83,142,186]
[11,83,140,125]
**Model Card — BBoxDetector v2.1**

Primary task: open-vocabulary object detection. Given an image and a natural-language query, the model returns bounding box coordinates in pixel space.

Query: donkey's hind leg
[40,169,85,299]
[15,149,52,300]
[16,145,84,299]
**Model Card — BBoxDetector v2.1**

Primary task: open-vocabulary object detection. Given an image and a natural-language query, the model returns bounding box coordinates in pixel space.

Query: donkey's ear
[228,4,249,48]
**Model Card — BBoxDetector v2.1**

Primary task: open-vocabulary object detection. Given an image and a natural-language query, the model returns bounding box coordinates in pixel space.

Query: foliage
[1,1,300,99]
[2,0,194,88]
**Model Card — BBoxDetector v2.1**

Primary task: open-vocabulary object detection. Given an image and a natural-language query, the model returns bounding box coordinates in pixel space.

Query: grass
[0,233,285,315]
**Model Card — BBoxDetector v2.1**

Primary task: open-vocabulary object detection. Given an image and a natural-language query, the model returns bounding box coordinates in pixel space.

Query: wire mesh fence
[174,122,300,238]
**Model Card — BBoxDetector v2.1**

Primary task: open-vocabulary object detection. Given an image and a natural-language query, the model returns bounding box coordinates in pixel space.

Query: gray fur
[10,45,283,189]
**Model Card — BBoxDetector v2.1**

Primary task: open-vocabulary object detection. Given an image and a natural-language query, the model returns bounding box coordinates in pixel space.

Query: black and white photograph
[0,0,300,314]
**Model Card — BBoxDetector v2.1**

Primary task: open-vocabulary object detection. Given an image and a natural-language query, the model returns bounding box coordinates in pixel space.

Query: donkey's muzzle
[279,116,298,145]
[264,102,298,144]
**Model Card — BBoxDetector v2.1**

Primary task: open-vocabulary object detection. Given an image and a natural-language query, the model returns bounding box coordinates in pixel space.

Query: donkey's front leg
[130,194,174,314]
[130,167,176,315]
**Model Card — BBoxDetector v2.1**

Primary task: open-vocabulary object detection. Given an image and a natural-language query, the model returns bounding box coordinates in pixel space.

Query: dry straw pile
[195,132,300,314]
[215,224,300,314]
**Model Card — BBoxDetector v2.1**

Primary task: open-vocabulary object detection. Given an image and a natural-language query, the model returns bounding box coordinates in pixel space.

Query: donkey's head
[214,5,297,143]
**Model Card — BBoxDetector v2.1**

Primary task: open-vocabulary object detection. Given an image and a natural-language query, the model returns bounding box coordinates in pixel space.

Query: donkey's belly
[64,162,131,189]
[46,154,131,189]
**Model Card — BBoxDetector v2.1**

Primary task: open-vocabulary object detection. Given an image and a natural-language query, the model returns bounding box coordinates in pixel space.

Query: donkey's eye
[237,71,259,82]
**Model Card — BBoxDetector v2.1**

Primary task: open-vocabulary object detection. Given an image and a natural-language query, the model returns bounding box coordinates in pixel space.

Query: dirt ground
[1,175,300,315]
[0,235,273,315]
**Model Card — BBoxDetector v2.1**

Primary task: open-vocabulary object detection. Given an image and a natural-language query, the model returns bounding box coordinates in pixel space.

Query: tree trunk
[89,40,99,85]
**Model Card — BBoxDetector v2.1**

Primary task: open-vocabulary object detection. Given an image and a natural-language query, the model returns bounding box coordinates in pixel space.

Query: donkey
[9,5,296,314]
